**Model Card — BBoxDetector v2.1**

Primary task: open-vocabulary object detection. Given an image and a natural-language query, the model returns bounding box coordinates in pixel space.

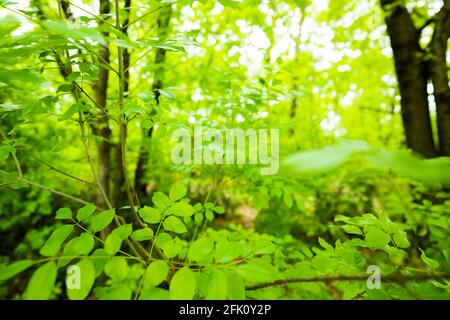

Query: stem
[115,0,145,228]
[30,155,96,186]
[245,273,450,291]
[0,169,98,209]
[78,111,113,209]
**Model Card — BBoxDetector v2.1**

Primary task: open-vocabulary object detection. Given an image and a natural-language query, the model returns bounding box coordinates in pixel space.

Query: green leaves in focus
[25,262,57,300]
[91,209,115,233]
[76,204,96,222]
[0,260,34,281]
[40,225,74,257]
[143,260,169,288]
[169,268,196,300]
[66,259,96,300]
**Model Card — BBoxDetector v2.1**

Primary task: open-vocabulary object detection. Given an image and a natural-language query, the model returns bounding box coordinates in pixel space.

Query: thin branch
[77,111,113,209]
[124,46,153,74]
[122,5,172,30]
[245,273,450,291]
[29,155,96,186]
[65,0,116,28]
[115,0,145,228]
[73,82,118,123]
[418,17,435,34]
[0,169,99,209]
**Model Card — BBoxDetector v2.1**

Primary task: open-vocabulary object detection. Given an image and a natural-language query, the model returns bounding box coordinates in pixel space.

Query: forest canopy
[0,0,449,301]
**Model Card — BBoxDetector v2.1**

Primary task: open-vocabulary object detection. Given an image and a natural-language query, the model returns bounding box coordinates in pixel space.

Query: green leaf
[236,261,275,283]
[215,241,241,263]
[163,216,187,233]
[364,226,391,250]
[96,284,132,300]
[143,260,169,287]
[188,238,214,262]
[218,0,242,9]
[40,225,74,257]
[139,287,170,300]
[169,182,187,201]
[0,69,42,84]
[212,206,225,214]
[139,206,161,224]
[57,237,78,268]
[419,248,440,269]
[205,210,214,221]
[104,224,132,254]
[67,259,96,300]
[194,212,203,224]
[76,203,96,222]
[282,141,371,176]
[162,238,182,258]
[158,89,177,99]
[104,234,121,255]
[25,262,57,300]
[55,207,72,220]
[131,228,154,241]
[155,232,171,248]
[113,224,133,240]
[91,209,115,233]
[169,268,196,300]
[318,237,334,251]
[72,233,95,255]
[43,20,106,45]
[393,231,410,249]
[104,257,128,281]
[204,269,228,300]
[90,249,110,277]
[0,260,34,281]
[342,224,363,235]
[224,270,245,300]
[168,202,195,217]
[152,192,171,209]
[57,83,74,93]
[252,240,276,255]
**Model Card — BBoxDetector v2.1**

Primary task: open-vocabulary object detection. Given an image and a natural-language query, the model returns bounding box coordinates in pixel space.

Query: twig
[115,0,145,228]
[0,169,99,209]
[30,155,96,186]
[245,273,450,291]
[77,111,113,209]
[65,0,116,28]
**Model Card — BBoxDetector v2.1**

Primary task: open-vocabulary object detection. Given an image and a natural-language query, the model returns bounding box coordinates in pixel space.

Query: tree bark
[429,0,450,156]
[380,0,437,158]
[134,5,172,200]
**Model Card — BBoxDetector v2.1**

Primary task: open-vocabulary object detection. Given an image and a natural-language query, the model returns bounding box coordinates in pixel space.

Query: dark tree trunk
[381,0,437,158]
[134,5,173,200]
[430,0,450,156]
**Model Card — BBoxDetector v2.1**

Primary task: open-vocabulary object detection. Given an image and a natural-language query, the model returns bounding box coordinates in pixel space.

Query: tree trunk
[429,0,450,156]
[134,5,173,200]
[380,0,437,158]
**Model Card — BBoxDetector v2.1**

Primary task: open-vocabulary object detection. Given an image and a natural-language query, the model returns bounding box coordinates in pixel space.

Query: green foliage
[67,259,95,300]
[170,268,197,300]
[25,262,57,300]
[0,0,449,302]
